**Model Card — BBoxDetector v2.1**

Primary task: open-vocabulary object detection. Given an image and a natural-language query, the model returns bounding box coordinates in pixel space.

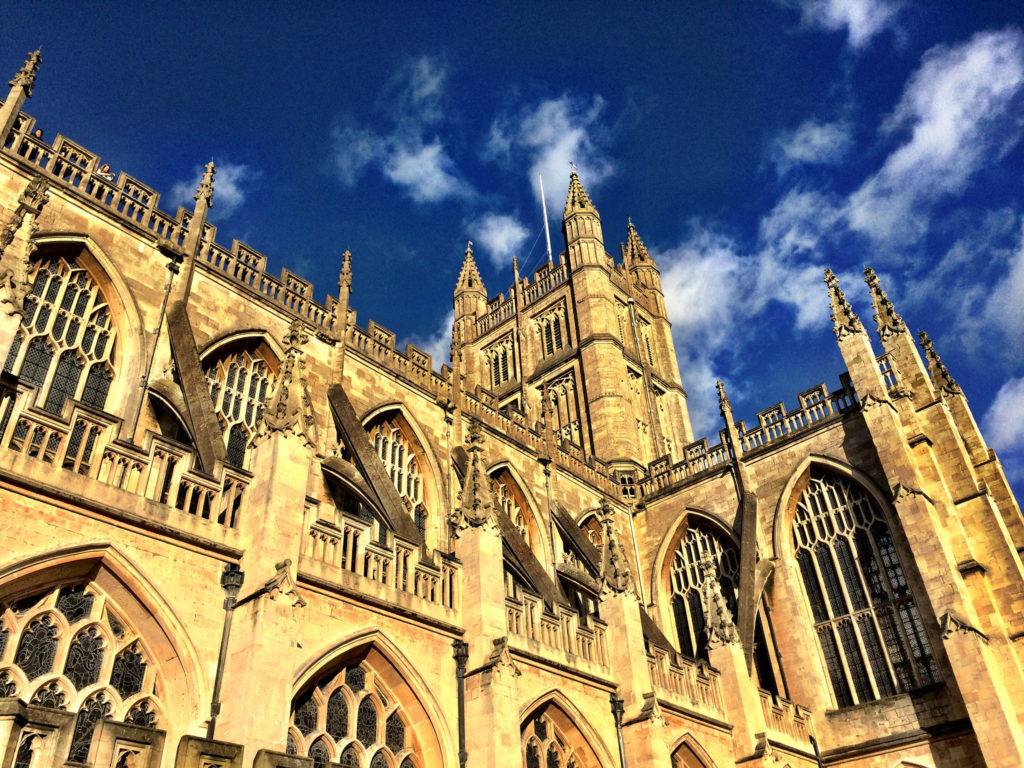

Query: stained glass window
[327,689,349,740]
[0,670,16,697]
[370,752,388,768]
[31,681,67,709]
[526,743,541,768]
[339,745,359,767]
[401,759,415,768]
[126,700,157,728]
[57,585,94,625]
[0,625,8,658]
[15,614,58,680]
[346,665,365,692]
[68,693,111,763]
[385,710,405,752]
[669,523,738,661]
[286,733,298,755]
[294,692,318,736]
[357,698,378,746]
[308,739,330,768]
[14,733,35,768]
[547,746,562,768]
[107,612,125,640]
[64,626,105,689]
[205,349,273,468]
[794,470,940,707]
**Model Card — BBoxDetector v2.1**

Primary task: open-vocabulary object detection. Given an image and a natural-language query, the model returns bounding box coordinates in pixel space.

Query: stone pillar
[709,641,765,760]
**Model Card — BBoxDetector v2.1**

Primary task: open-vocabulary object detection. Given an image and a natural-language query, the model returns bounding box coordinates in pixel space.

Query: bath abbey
[0,51,1022,768]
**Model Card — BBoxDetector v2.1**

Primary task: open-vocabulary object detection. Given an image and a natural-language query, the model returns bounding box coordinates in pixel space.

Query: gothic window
[57,585,94,625]
[125,700,157,728]
[30,681,65,709]
[386,711,405,752]
[0,670,17,697]
[14,615,58,680]
[487,336,516,387]
[294,692,318,735]
[547,746,562,768]
[327,689,349,740]
[669,523,738,661]
[110,643,146,699]
[0,625,8,658]
[537,307,568,359]
[63,626,105,689]
[68,692,112,763]
[491,470,530,545]
[370,753,388,768]
[205,347,274,468]
[544,372,581,447]
[526,743,541,768]
[357,697,378,746]
[286,733,298,755]
[346,665,366,692]
[6,256,117,414]
[370,417,424,514]
[309,738,330,768]
[580,516,603,549]
[401,759,415,768]
[339,745,359,767]
[14,734,35,768]
[793,470,940,707]
[414,507,427,537]
[521,709,594,768]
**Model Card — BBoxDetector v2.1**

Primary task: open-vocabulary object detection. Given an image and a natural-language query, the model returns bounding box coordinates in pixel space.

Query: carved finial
[699,551,738,647]
[455,240,484,295]
[918,331,961,395]
[195,161,215,207]
[570,161,577,172]
[9,51,41,98]
[564,166,597,218]
[451,421,495,532]
[716,379,732,418]
[824,268,863,340]
[601,500,631,594]
[339,250,353,290]
[260,320,316,445]
[0,175,51,313]
[864,267,906,341]
[624,217,651,263]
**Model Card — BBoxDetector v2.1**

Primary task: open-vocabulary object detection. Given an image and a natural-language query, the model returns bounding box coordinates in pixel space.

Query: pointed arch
[0,543,205,726]
[292,628,455,768]
[486,461,549,564]
[518,690,615,768]
[198,329,286,367]
[14,236,146,439]
[361,404,445,547]
[668,733,718,768]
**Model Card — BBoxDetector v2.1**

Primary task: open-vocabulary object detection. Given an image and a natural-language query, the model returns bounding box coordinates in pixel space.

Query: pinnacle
[624,217,651,263]
[338,250,353,291]
[563,167,598,218]
[918,331,961,395]
[9,50,42,98]
[864,267,905,340]
[194,161,215,207]
[455,240,484,294]
[824,268,863,340]
[716,379,732,417]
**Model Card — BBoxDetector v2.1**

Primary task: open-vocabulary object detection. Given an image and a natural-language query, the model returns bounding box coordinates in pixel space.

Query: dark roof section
[551,502,602,576]
[493,505,568,611]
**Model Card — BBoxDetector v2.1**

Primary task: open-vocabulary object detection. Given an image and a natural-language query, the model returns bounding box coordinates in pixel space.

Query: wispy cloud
[329,55,474,204]
[471,213,530,269]
[408,309,454,367]
[982,376,1024,483]
[170,160,262,220]
[484,94,614,215]
[847,29,1024,246]
[770,119,854,175]
[780,0,902,50]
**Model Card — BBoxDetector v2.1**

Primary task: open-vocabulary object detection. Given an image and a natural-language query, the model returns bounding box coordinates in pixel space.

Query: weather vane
[570,161,577,172]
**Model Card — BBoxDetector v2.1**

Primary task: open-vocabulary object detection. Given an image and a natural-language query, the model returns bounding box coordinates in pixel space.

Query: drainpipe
[610,691,627,768]
[809,734,825,768]
[207,563,244,740]
[452,639,469,768]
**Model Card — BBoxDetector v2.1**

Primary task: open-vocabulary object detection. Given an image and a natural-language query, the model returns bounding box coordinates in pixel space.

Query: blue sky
[7,1,1024,496]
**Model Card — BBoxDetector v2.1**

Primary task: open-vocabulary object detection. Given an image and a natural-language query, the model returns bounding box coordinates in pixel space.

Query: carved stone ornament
[918,331,961,395]
[450,421,496,533]
[260,320,318,446]
[699,551,738,648]
[824,268,864,340]
[486,637,521,678]
[194,161,216,207]
[864,267,907,341]
[0,175,50,314]
[262,559,307,608]
[891,482,926,506]
[600,500,632,594]
[9,51,41,97]
[939,610,988,644]
[638,692,666,728]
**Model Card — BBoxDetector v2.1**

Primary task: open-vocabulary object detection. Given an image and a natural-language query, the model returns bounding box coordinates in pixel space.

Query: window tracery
[370,418,423,514]
[204,347,275,468]
[63,626,104,690]
[669,523,739,660]
[490,470,530,545]
[288,662,420,768]
[536,305,568,359]
[794,470,940,707]
[485,335,516,388]
[4,256,116,414]
[544,373,581,447]
[69,692,111,763]
[520,710,596,768]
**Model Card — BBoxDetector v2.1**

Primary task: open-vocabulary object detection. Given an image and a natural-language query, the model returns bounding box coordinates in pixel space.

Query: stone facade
[0,52,1021,768]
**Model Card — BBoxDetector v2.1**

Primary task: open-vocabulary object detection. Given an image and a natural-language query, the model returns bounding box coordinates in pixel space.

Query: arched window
[486,336,516,388]
[0,581,163,759]
[520,706,599,768]
[369,417,424,513]
[537,306,568,359]
[205,346,275,468]
[490,469,531,545]
[794,470,940,707]
[4,256,116,414]
[289,661,420,768]
[544,373,581,447]
[669,522,738,661]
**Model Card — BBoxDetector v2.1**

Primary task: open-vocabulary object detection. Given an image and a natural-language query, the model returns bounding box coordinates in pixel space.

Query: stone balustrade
[504,595,608,667]
[646,649,726,720]
[758,688,814,752]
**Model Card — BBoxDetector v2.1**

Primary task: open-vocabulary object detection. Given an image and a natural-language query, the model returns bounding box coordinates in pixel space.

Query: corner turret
[623,217,666,316]
[561,166,606,269]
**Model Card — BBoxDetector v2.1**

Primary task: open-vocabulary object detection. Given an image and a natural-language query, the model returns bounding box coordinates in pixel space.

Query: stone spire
[563,165,598,218]
[624,217,652,263]
[455,240,485,294]
[824,268,863,339]
[918,331,961,395]
[338,250,353,299]
[9,51,41,99]
[864,267,906,341]
[195,161,216,208]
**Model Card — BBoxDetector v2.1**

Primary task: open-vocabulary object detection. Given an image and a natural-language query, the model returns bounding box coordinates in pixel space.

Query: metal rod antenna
[539,173,554,267]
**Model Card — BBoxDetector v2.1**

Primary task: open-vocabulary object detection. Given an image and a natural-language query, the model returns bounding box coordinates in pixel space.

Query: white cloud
[485,94,614,215]
[771,119,853,175]
[332,126,386,187]
[384,141,472,204]
[985,220,1024,347]
[471,213,530,269]
[783,0,902,50]
[170,160,261,220]
[983,377,1024,456]
[847,29,1024,245]
[408,309,454,368]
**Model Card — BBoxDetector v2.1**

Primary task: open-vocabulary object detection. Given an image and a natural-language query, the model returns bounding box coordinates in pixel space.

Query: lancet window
[793,470,940,707]
[486,336,516,389]
[520,708,596,768]
[288,662,418,768]
[545,372,581,447]
[536,305,568,359]
[369,415,427,534]
[0,583,162,764]
[205,346,275,468]
[3,256,116,415]
[669,522,739,661]
[490,469,531,545]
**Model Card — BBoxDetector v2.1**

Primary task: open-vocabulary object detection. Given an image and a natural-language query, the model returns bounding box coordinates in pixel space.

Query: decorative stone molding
[261,320,318,447]
[0,175,50,313]
[486,637,520,678]
[699,551,738,647]
[260,559,307,609]
[864,267,907,341]
[600,500,632,595]
[9,51,42,97]
[450,421,497,533]
[918,331,961,395]
[939,610,988,644]
[824,268,863,340]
